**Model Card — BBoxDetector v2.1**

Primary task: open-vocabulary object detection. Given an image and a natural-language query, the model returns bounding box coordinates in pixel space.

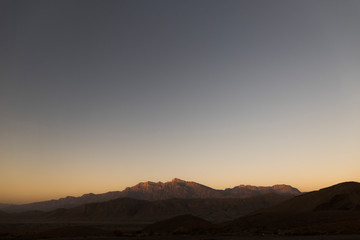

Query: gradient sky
[1,0,359,204]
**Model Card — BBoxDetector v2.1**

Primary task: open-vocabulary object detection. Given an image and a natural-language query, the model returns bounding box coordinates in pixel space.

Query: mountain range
[143,181,360,235]
[223,181,360,234]
[1,178,300,212]
[1,181,359,238]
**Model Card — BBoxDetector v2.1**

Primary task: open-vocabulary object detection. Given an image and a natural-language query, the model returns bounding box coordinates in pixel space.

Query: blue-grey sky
[1,0,359,203]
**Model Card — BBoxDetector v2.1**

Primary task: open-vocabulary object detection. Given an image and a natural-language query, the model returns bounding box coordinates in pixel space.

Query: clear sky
[1,0,359,204]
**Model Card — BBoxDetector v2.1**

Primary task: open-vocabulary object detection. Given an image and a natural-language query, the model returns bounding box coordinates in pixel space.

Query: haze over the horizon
[1,0,359,204]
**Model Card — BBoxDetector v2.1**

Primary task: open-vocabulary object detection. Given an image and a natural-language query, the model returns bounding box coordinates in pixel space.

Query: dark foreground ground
[1,221,360,240]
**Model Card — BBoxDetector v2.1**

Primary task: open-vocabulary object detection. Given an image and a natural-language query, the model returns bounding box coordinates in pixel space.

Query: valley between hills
[1,179,360,239]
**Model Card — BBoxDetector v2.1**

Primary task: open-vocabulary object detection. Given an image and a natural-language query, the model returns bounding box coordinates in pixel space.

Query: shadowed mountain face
[224,181,360,234]
[1,178,300,212]
[21,192,291,223]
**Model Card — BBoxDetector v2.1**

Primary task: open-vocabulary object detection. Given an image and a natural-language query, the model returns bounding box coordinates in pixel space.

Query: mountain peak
[171,178,186,183]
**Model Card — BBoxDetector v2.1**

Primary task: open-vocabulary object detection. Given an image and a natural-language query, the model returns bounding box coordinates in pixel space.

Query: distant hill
[223,181,360,235]
[226,184,300,197]
[1,192,125,213]
[1,178,300,212]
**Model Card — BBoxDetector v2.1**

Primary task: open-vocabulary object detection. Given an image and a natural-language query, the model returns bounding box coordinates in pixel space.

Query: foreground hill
[224,181,360,234]
[261,181,360,212]
[1,178,300,212]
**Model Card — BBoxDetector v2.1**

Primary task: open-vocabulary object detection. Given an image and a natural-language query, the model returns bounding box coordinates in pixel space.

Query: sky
[1,0,359,204]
